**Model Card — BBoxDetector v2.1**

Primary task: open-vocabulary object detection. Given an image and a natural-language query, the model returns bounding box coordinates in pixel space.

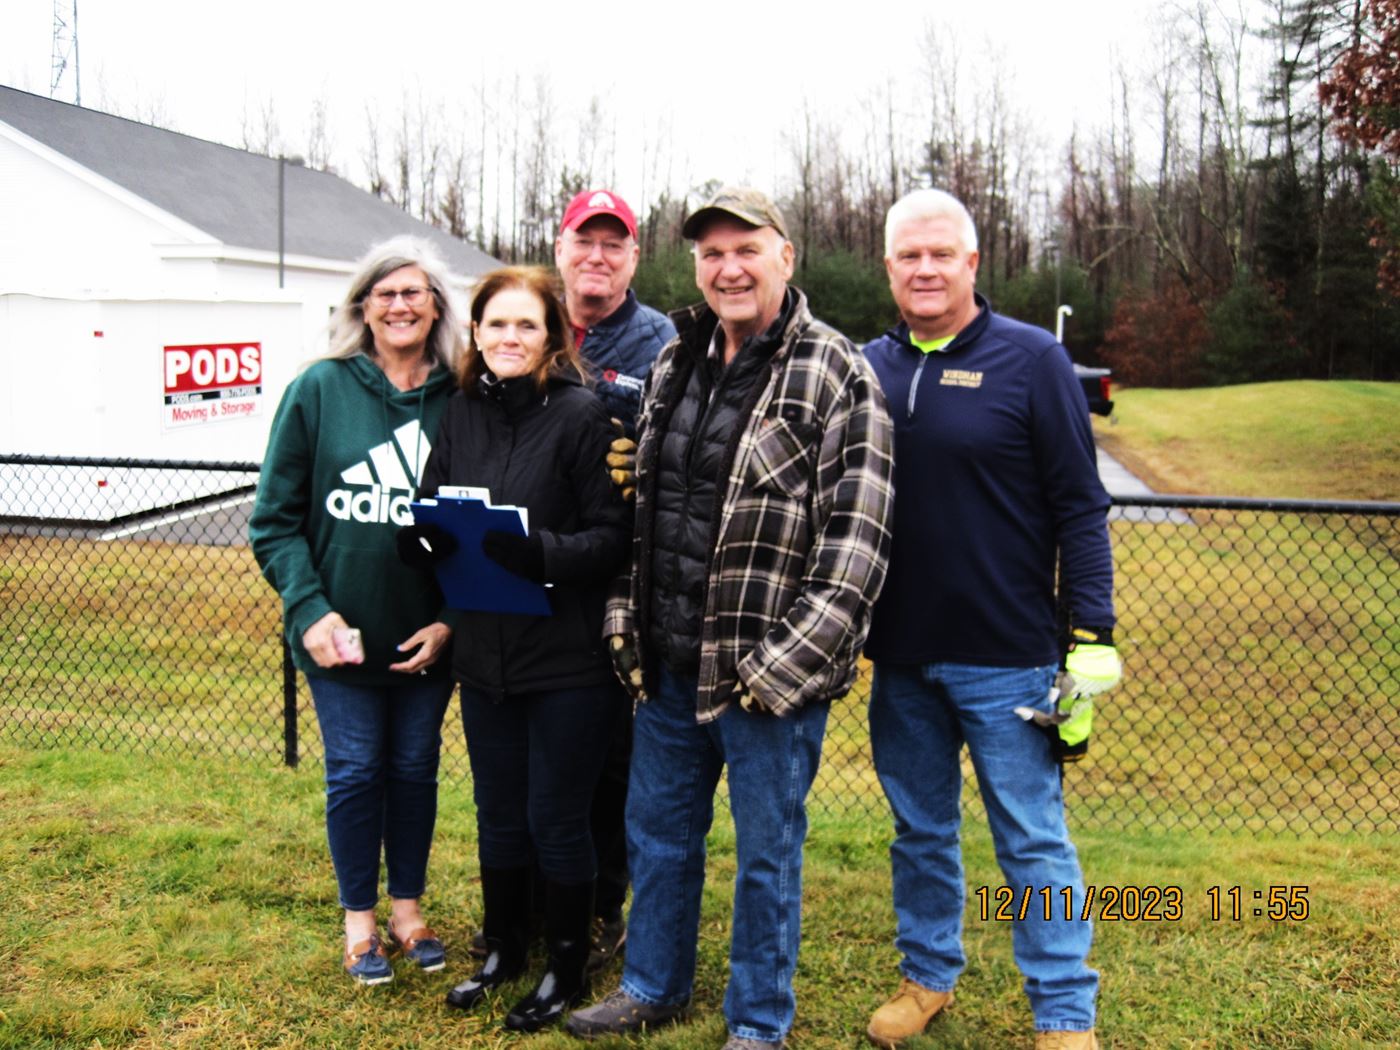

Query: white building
[0,84,496,475]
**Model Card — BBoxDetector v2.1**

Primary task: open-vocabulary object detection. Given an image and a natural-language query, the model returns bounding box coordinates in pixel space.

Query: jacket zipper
[906,353,928,419]
[495,414,518,700]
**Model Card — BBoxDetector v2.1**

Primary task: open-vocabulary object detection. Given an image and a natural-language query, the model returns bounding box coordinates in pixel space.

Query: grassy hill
[1095,380,1400,502]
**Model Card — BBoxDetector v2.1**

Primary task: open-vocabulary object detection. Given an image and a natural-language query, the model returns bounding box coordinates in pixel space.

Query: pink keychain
[332,627,365,664]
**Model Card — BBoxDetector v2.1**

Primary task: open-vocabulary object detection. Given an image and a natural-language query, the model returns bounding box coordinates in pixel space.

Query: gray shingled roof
[0,85,499,277]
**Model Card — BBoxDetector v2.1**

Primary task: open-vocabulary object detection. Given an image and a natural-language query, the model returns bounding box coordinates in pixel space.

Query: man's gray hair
[884,189,979,257]
[325,236,466,371]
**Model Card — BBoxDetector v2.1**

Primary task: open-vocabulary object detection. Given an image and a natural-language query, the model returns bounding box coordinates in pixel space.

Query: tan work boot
[1035,1030,1099,1050]
[866,977,953,1047]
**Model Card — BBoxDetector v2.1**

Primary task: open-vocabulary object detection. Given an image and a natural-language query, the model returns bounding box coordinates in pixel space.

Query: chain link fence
[3,456,1397,835]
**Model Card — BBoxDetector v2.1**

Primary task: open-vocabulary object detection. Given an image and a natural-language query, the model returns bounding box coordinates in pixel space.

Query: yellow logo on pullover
[939,369,983,389]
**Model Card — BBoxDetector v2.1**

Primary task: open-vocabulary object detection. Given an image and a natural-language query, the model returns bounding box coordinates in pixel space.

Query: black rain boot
[445,865,530,1010]
[504,879,594,1032]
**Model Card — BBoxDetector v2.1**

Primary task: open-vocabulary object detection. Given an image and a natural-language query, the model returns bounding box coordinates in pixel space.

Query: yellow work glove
[1053,627,1122,759]
[607,418,637,501]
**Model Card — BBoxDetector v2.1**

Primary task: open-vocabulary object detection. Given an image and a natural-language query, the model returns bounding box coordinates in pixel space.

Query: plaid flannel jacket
[604,289,894,721]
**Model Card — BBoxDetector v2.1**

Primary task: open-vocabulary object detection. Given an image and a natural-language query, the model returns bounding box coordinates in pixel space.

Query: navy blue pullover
[863,296,1114,667]
[576,289,675,434]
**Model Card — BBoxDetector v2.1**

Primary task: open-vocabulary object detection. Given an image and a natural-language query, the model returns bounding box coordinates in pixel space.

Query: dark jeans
[589,692,634,920]
[460,681,624,884]
[307,673,454,912]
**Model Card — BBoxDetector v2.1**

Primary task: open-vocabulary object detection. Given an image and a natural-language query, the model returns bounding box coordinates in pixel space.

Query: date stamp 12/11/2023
[972,885,1311,923]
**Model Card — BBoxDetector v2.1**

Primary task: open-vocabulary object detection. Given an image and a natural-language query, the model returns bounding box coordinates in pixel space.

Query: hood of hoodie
[344,351,457,402]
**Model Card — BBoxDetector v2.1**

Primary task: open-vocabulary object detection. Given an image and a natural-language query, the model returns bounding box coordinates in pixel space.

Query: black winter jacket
[418,369,630,699]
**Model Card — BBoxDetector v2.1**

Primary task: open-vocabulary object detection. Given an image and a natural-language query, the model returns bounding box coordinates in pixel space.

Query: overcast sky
[3,0,1172,196]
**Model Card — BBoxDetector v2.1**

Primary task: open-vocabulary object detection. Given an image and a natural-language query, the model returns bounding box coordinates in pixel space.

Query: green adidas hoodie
[249,354,455,683]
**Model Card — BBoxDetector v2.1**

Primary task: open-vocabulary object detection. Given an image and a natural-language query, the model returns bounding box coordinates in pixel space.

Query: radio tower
[51,0,80,105]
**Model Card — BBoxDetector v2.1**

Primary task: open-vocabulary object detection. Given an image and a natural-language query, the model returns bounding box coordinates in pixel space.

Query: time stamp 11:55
[972,885,1311,923]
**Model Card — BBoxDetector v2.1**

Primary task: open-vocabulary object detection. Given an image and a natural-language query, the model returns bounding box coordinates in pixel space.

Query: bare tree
[306,93,333,172]
[362,103,389,199]
[240,93,281,157]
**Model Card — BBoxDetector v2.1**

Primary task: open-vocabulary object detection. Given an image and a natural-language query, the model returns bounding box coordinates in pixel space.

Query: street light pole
[1056,304,1074,344]
[277,155,305,289]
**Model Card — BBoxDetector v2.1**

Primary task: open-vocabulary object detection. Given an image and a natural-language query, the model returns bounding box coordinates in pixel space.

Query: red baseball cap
[560,189,638,239]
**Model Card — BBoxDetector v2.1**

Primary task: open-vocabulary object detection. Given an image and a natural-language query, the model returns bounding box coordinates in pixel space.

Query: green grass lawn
[2,380,1397,1047]
[1094,381,1400,501]
[1,745,1397,1049]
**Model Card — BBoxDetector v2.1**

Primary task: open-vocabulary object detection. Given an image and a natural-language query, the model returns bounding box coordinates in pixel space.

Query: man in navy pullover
[861,189,1121,1050]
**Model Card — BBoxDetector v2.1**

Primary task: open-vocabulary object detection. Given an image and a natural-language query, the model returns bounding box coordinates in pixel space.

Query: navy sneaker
[344,934,394,986]
[388,925,446,972]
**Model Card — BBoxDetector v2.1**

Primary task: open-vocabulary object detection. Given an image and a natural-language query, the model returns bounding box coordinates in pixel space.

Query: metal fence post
[282,635,298,767]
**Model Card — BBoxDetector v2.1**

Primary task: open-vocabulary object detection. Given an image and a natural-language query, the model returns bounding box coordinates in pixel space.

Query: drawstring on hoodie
[373,352,434,487]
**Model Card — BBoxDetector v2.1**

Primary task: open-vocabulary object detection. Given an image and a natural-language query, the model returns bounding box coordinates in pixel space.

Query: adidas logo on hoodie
[325,420,430,526]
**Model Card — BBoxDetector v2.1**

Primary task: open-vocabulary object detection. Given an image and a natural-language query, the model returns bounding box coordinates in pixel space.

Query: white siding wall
[0,133,203,295]
[0,294,301,461]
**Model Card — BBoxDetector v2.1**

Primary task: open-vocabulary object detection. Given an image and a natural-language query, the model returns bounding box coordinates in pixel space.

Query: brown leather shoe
[1035,1030,1099,1050]
[866,977,953,1047]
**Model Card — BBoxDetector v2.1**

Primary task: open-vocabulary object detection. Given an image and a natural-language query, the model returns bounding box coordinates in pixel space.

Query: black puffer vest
[645,295,794,671]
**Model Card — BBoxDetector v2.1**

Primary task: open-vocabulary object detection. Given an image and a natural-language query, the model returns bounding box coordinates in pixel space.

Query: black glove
[481,529,546,582]
[395,523,458,569]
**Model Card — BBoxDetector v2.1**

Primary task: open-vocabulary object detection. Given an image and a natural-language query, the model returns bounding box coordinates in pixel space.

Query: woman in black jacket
[412,266,630,1031]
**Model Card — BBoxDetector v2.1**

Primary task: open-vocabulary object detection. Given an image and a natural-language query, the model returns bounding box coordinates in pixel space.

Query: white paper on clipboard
[435,486,528,532]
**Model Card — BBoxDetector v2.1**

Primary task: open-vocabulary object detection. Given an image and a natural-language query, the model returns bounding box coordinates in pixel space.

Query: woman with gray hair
[250,236,465,985]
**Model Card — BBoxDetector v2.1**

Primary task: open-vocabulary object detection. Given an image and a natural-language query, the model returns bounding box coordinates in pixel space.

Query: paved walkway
[1097,446,1192,523]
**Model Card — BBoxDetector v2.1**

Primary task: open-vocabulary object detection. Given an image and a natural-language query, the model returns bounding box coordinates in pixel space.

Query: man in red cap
[555,189,675,435]
[556,189,675,971]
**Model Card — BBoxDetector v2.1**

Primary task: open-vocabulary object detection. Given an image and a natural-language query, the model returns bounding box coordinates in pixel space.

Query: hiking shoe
[721,1037,785,1050]
[866,977,953,1047]
[344,934,393,986]
[1035,1030,1100,1050]
[565,987,687,1038]
[585,914,627,974]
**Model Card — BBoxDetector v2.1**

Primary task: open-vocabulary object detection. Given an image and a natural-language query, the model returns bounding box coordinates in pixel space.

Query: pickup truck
[1074,364,1114,417]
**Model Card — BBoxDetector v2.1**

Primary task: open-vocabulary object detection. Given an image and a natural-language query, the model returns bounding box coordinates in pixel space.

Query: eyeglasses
[564,233,632,260]
[367,286,432,307]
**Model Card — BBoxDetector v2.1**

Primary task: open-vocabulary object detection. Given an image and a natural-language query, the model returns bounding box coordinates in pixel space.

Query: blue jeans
[621,665,828,1043]
[459,682,623,883]
[307,674,454,911]
[869,662,1098,1032]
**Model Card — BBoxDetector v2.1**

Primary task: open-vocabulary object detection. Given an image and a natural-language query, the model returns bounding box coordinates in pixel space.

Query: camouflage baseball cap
[682,186,789,241]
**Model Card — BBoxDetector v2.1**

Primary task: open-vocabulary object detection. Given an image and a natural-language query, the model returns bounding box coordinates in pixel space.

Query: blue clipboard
[410,495,552,616]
